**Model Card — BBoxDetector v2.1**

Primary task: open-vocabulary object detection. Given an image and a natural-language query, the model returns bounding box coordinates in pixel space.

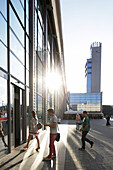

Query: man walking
[43,108,58,160]
[79,111,94,150]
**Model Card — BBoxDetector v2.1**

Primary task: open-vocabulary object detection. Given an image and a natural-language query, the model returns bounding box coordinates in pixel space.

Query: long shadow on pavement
[66,125,113,170]
[0,149,25,169]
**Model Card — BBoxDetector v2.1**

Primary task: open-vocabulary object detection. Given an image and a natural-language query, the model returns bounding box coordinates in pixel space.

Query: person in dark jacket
[79,111,94,150]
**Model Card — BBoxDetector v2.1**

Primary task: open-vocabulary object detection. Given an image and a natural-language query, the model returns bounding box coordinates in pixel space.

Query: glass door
[11,84,25,147]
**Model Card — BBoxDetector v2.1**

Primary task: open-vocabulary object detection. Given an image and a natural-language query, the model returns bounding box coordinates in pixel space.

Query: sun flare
[46,71,61,93]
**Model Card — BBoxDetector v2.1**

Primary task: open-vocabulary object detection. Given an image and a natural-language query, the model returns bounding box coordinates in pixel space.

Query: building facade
[0,0,67,154]
[70,93,102,112]
[69,42,102,117]
[85,42,101,93]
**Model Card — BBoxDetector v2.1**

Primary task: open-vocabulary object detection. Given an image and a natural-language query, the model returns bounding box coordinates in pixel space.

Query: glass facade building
[69,42,102,117]
[0,0,67,155]
[85,59,92,93]
[70,93,102,112]
[86,42,101,93]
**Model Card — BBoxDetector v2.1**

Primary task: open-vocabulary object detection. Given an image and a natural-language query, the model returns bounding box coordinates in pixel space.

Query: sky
[61,0,113,105]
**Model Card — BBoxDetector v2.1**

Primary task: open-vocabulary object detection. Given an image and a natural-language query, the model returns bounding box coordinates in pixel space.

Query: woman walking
[24,111,40,152]
[75,114,81,130]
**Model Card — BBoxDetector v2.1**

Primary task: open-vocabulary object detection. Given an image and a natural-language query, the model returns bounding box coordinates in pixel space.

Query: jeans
[76,123,79,130]
[81,131,92,149]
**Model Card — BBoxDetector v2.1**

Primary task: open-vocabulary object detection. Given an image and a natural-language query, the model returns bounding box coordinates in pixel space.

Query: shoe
[78,148,85,151]
[90,142,94,148]
[36,147,40,152]
[4,144,8,147]
[43,156,52,161]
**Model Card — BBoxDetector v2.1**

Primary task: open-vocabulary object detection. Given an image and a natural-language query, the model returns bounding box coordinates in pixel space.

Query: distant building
[86,42,102,93]
[70,92,102,113]
[69,42,102,118]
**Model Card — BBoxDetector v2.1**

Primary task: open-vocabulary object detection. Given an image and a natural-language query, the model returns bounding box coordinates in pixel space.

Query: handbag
[37,122,43,130]
[55,126,60,142]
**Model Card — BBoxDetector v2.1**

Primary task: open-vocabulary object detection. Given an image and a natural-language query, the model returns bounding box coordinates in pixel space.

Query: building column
[7,0,11,153]
[42,0,48,124]
[49,36,53,108]
[29,0,34,113]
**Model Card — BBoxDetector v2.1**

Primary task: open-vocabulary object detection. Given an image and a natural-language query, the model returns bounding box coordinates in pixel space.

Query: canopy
[64,109,84,114]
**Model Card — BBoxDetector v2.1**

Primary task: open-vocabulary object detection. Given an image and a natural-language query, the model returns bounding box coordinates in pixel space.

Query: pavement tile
[1,119,113,169]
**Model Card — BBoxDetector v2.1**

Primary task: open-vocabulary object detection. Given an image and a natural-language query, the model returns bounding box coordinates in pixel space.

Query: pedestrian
[0,120,8,147]
[24,111,40,152]
[43,108,58,160]
[75,114,81,130]
[106,115,111,126]
[79,111,94,150]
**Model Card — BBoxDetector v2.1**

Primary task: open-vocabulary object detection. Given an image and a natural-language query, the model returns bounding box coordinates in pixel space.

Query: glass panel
[0,0,7,18]
[38,22,42,49]
[26,0,29,34]
[21,0,24,8]
[26,0,29,19]
[26,87,29,138]
[38,9,42,25]
[10,6,24,46]
[26,52,29,70]
[35,11,37,50]
[0,14,7,45]
[26,17,29,35]
[38,95,42,122]
[10,30,24,64]
[26,69,29,86]
[10,84,14,147]
[0,77,8,154]
[38,58,42,95]
[70,93,101,112]
[0,70,8,80]
[0,42,7,71]
[10,52,24,83]
[10,0,24,25]
[26,36,29,54]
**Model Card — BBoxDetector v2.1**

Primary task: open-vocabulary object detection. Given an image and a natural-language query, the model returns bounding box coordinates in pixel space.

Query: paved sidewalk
[0,119,113,169]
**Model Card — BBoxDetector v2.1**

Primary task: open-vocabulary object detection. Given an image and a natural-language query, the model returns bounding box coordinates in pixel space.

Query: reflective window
[26,52,29,70]
[0,76,8,152]
[26,0,29,34]
[10,0,24,26]
[21,0,24,8]
[26,87,30,138]
[0,14,7,45]
[0,70,8,80]
[87,74,91,92]
[38,59,42,96]
[26,36,29,54]
[10,84,14,147]
[70,93,102,112]
[10,52,24,83]
[0,42,7,71]
[26,0,29,19]
[10,30,24,65]
[35,11,37,50]
[0,0,7,19]
[10,6,24,46]
[38,9,42,26]
[38,28,42,49]
[26,69,29,86]
[38,95,42,122]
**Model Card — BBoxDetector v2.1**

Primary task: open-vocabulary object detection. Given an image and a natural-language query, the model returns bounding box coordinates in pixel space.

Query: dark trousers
[81,131,92,149]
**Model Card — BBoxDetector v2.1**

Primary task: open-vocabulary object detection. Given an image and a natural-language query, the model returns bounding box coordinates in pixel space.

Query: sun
[46,71,61,93]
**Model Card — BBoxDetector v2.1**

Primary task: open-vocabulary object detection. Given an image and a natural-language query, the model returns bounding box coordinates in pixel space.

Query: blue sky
[61,0,113,105]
